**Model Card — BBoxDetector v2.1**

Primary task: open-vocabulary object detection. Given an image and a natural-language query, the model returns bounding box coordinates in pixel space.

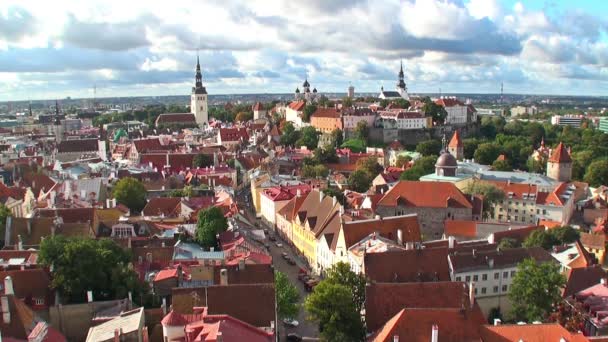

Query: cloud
[61,14,152,51]
[0,6,37,42]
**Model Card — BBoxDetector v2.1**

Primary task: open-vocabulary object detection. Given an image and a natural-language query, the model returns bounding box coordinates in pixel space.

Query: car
[300,275,310,283]
[263,229,269,235]
[297,272,309,281]
[305,279,320,292]
[286,257,296,266]
[263,242,270,249]
[268,235,276,242]
[275,242,283,248]
[283,318,299,327]
[281,252,289,259]
[286,333,302,342]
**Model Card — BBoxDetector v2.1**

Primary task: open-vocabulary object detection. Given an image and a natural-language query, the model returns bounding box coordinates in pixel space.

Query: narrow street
[234,187,319,341]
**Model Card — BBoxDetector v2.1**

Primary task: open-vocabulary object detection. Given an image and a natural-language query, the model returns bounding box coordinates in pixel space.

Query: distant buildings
[600,117,608,133]
[551,114,583,128]
[378,61,409,101]
[511,105,538,116]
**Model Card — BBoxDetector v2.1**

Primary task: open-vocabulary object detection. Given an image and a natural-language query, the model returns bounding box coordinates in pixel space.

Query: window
[481,287,487,294]
[465,275,471,282]
[503,271,509,278]
[34,298,44,305]
[502,285,508,292]
[473,275,478,281]
[456,276,461,281]
[511,270,516,277]
[543,209,547,214]
[482,274,487,281]
[494,272,499,279]
[493,286,499,293]
[474,288,478,294]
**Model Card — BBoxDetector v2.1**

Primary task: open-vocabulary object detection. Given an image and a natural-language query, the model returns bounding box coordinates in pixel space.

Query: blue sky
[0,0,607,101]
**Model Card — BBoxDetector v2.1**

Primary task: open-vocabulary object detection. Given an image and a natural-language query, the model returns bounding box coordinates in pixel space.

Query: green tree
[193,154,213,168]
[584,160,608,187]
[571,150,594,181]
[331,128,344,147]
[527,158,545,174]
[422,98,447,124]
[296,126,320,149]
[302,104,317,122]
[510,259,565,322]
[393,98,411,109]
[341,138,367,153]
[492,159,513,171]
[355,156,383,178]
[342,97,354,108]
[415,140,442,156]
[474,143,502,165]
[355,121,369,142]
[305,281,365,342]
[275,271,300,320]
[113,177,147,213]
[195,206,228,249]
[463,138,480,159]
[324,262,366,313]
[551,226,580,244]
[379,99,390,108]
[498,238,520,250]
[280,122,300,147]
[0,204,11,247]
[464,181,505,219]
[39,236,146,303]
[302,164,329,178]
[313,147,338,164]
[395,155,412,168]
[523,230,559,250]
[400,155,437,180]
[323,188,346,205]
[235,111,253,122]
[348,170,372,193]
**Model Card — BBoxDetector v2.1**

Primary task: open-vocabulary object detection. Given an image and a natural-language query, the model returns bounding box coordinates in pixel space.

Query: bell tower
[191,55,208,127]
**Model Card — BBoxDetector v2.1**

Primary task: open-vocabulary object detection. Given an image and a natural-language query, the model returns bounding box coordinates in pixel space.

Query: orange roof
[479,323,589,342]
[154,268,178,282]
[568,239,597,269]
[538,220,561,229]
[549,142,572,163]
[444,220,477,238]
[288,101,305,111]
[448,131,462,148]
[378,181,472,209]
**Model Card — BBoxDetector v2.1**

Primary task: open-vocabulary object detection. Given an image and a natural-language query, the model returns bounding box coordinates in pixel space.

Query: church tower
[54,100,63,143]
[191,56,208,127]
[547,142,572,182]
[448,131,463,160]
[396,60,409,100]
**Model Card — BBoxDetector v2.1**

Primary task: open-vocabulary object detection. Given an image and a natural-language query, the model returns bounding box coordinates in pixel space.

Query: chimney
[87,290,93,303]
[601,278,607,286]
[17,235,23,251]
[128,291,132,304]
[296,189,302,197]
[238,259,245,271]
[393,336,399,342]
[177,265,183,285]
[162,297,167,315]
[448,236,455,249]
[319,190,323,202]
[397,229,403,245]
[1,295,10,324]
[4,276,14,295]
[431,324,438,342]
[472,249,477,258]
[138,256,143,264]
[494,318,501,326]
[488,258,494,269]
[375,214,381,220]
[220,268,228,285]
[469,282,475,306]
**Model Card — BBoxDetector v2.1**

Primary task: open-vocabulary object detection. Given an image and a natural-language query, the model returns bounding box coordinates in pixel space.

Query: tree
[342,97,354,108]
[305,281,365,342]
[463,138,480,159]
[193,154,213,168]
[313,147,338,164]
[492,159,513,171]
[275,271,300,320]
[195,206,228,249]
[39,236,146,303]
[323,188,346,205]
[331,128,344,147]
[395,155,412,168]
[509,259,565,322]
[355,156,383,178]
[355,121,369,142]
[498,238,520,250]
[348,170,372,193]
[551,226,580,244]
[302,164,329,178]
[464,181,505,219]
[527,157,545,174]
[523,230,559,250]
[113,177,147,213]
[422,99,447,124]
[392,98,411,109]
[324,262,366,313]
[296,126,320,149]
[280,122,300,147]
[341,138,367,153]
[0,204,11,247]
[415,140,441,156]
[584,160,608,187]
[474,143,502,165]
[302,104,317,122]
[400,155,437,181]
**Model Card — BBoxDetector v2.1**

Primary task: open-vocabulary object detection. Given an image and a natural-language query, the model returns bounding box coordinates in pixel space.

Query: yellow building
[580,232,606,265]
[250,173,271,217]
[290,189,341,271]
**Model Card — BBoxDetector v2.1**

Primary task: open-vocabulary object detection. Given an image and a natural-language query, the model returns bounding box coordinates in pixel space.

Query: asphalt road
[234,189,319,341]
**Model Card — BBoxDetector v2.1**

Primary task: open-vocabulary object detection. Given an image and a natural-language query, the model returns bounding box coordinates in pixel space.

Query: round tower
[546,142,572,182]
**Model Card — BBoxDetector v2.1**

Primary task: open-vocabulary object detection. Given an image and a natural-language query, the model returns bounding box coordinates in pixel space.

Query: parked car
[286,333,302,342]
[305,279,320,292]
[297,271,309,281]
[263,242,270,249]
[281,252,289,259]
[300,275,310,283]
[286,257,296,266]
[283,318,299,327]
[275,242,283,248]
[268,235,276,242]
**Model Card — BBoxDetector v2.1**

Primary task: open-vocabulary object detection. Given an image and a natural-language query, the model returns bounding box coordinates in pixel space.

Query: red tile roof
[311,107,341,118]
[161,310,188,326]
[261,185,311,202]
[564,265,607,298]
[219,128,249,142]
[185,314,274,341]
[0,269,51,301]
[155,113,197,125]
[479,323,589,342]
[378,181,472,209]
[287,101,305,111]
[342,215,421,249]
[448,131,462,148]
[133,138,163,153]
[57,139,99,153]
[435,98,465,107]
[142,197,182,217]
[364,248,450,283]
[154,268,179,282]
[252,102,264,111]
[140,153,197,173]
[444,220,477,238]
[549,142,572,163]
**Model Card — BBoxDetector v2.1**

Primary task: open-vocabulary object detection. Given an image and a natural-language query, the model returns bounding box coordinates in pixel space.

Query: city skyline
[1,0,608,101]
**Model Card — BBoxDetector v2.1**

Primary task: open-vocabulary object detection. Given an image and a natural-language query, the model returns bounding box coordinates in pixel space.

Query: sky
[1,0,607,101]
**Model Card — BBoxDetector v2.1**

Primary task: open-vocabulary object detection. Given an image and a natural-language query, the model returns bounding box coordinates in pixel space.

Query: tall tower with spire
[191,56,208,127]
[396,60,409,100]
[54,100,64,143]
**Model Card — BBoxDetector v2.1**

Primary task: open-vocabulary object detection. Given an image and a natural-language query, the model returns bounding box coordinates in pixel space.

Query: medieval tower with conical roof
[191,56,208,127]
[546,142,572,182]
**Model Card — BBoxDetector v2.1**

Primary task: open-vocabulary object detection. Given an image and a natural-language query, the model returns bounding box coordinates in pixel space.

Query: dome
[313,88,317,93]
[295,87,300,93]
[303,79,310,87]
[435,151,457,168]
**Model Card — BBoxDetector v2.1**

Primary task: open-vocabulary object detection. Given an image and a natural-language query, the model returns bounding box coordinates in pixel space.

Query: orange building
[310,107,343,133]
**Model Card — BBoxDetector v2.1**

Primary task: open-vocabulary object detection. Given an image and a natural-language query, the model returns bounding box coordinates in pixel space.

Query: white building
[378,61,409,101]
[551,115,583,128]
[435,97,475,125]
[284,101,306,128]
[448,246,556,317]
[511,105,538,116]
[190,56,209,127]
[377,110,430,130]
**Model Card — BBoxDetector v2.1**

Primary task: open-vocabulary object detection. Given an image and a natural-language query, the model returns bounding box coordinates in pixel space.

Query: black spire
[28,102,32,117]
[397,60,406,90]
[54,100,61,125]
[193,55,207,95]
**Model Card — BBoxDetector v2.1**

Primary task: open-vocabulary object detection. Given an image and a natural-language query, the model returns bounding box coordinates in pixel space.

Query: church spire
[397,60,406,90]
[54,100,61,125]
[193,54,207,95]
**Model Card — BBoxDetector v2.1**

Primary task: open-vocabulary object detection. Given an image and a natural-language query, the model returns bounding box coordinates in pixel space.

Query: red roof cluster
[378,181,473,209]
[219,128,249,142]
[549,142,572,163]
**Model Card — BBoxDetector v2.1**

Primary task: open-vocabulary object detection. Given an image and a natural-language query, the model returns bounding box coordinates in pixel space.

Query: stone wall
[368,122,479,146]
[376,206,472,240]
